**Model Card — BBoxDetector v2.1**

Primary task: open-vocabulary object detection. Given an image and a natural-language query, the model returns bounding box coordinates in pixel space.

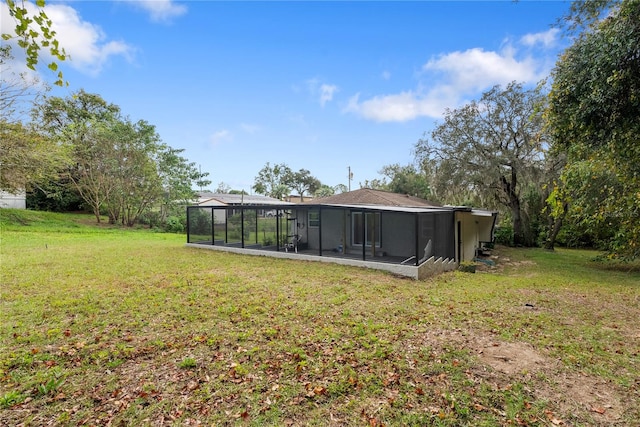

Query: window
[352,212,381,247]
[308,210,320,227]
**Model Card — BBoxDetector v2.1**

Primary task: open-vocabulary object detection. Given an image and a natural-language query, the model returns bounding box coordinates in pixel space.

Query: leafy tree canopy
[0,120,68,193]
[415,82,549,246]
[377,163,431,201]
[314,184,335,198]
[252,163,323,201]
[32,90,204,226]
[547,0,640,259]
[252,162,292,199]
[284,168,320,201]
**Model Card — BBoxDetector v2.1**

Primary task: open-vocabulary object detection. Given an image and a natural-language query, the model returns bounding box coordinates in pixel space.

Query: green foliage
[494,223,514,246]
[138,211,187,233]
[557,0,621,34]
[547,0,640,260]
[156,146,203,224]
[164,215,186,233]
[252,162,293,199]
[31,90,202,227]
[26,179,84,212]
[313,184,335,198]
[458,261,477,273]
[522,185,548,247]
[415,82,549,246]
[36,375,64,396]
[1,45,48,122]
[252,163,322,200]
[2,0,68,86]
[0,391,25,409]
[187,207,212,239]
[284,168,321,200]
[0,120,69,193]
[178,358,197,369]
[227,210,254,241]
[559,160,620,249]
[370,163,432,200]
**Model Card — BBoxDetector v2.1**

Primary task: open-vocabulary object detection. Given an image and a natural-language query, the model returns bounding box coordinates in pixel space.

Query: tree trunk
[511,203,526,246]
[544,202,568,250]
[501,169,528,246]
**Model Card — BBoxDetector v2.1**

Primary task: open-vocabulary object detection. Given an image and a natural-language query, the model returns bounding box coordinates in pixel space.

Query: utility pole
[348,166,353,192]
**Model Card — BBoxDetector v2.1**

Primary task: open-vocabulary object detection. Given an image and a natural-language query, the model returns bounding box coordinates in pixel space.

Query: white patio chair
[285,234,301,253]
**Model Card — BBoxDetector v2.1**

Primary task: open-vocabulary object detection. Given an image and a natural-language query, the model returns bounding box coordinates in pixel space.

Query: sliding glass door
[352,212,381,247]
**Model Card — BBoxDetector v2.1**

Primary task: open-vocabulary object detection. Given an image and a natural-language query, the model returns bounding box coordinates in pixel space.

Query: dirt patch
[536,371,625,425]
[423,328,625,424]
[474,255,536,273]
[478,340,547,375]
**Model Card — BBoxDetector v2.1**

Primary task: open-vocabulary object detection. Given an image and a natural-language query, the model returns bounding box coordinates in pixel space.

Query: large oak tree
[415,82,549,246]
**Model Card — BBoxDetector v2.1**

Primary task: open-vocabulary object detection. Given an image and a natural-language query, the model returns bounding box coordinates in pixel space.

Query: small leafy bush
[164,215,185,233]
[494,225,514,246]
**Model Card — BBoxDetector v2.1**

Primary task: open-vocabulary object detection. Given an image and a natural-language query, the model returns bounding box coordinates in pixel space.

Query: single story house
[186,189,497,279]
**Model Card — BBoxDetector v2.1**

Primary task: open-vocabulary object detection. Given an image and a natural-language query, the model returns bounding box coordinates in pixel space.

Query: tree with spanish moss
[415,82,549,246]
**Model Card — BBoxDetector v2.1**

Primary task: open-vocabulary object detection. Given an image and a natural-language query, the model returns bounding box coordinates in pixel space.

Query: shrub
[494,224,514,246]
[165,215,185,233]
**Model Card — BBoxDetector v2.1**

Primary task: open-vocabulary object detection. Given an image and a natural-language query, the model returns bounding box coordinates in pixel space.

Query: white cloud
[346,41,552,122]
[49,4,135,74]
[423,46,543,92]
[1,1,135,75]
[319,84,338,107]
[306,78,339,106]
[128,0,187,23]
[520,28,560,48]
[344,90,451,123]
[210,130,231,146]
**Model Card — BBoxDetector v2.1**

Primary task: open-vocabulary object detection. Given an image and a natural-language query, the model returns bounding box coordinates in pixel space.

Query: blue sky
[2,1,571,193]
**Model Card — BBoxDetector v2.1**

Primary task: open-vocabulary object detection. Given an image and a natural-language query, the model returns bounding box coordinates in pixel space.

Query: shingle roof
[309,188,442,208]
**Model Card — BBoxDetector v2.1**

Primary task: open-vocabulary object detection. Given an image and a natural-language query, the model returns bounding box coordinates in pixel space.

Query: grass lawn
[1,209,639,426]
